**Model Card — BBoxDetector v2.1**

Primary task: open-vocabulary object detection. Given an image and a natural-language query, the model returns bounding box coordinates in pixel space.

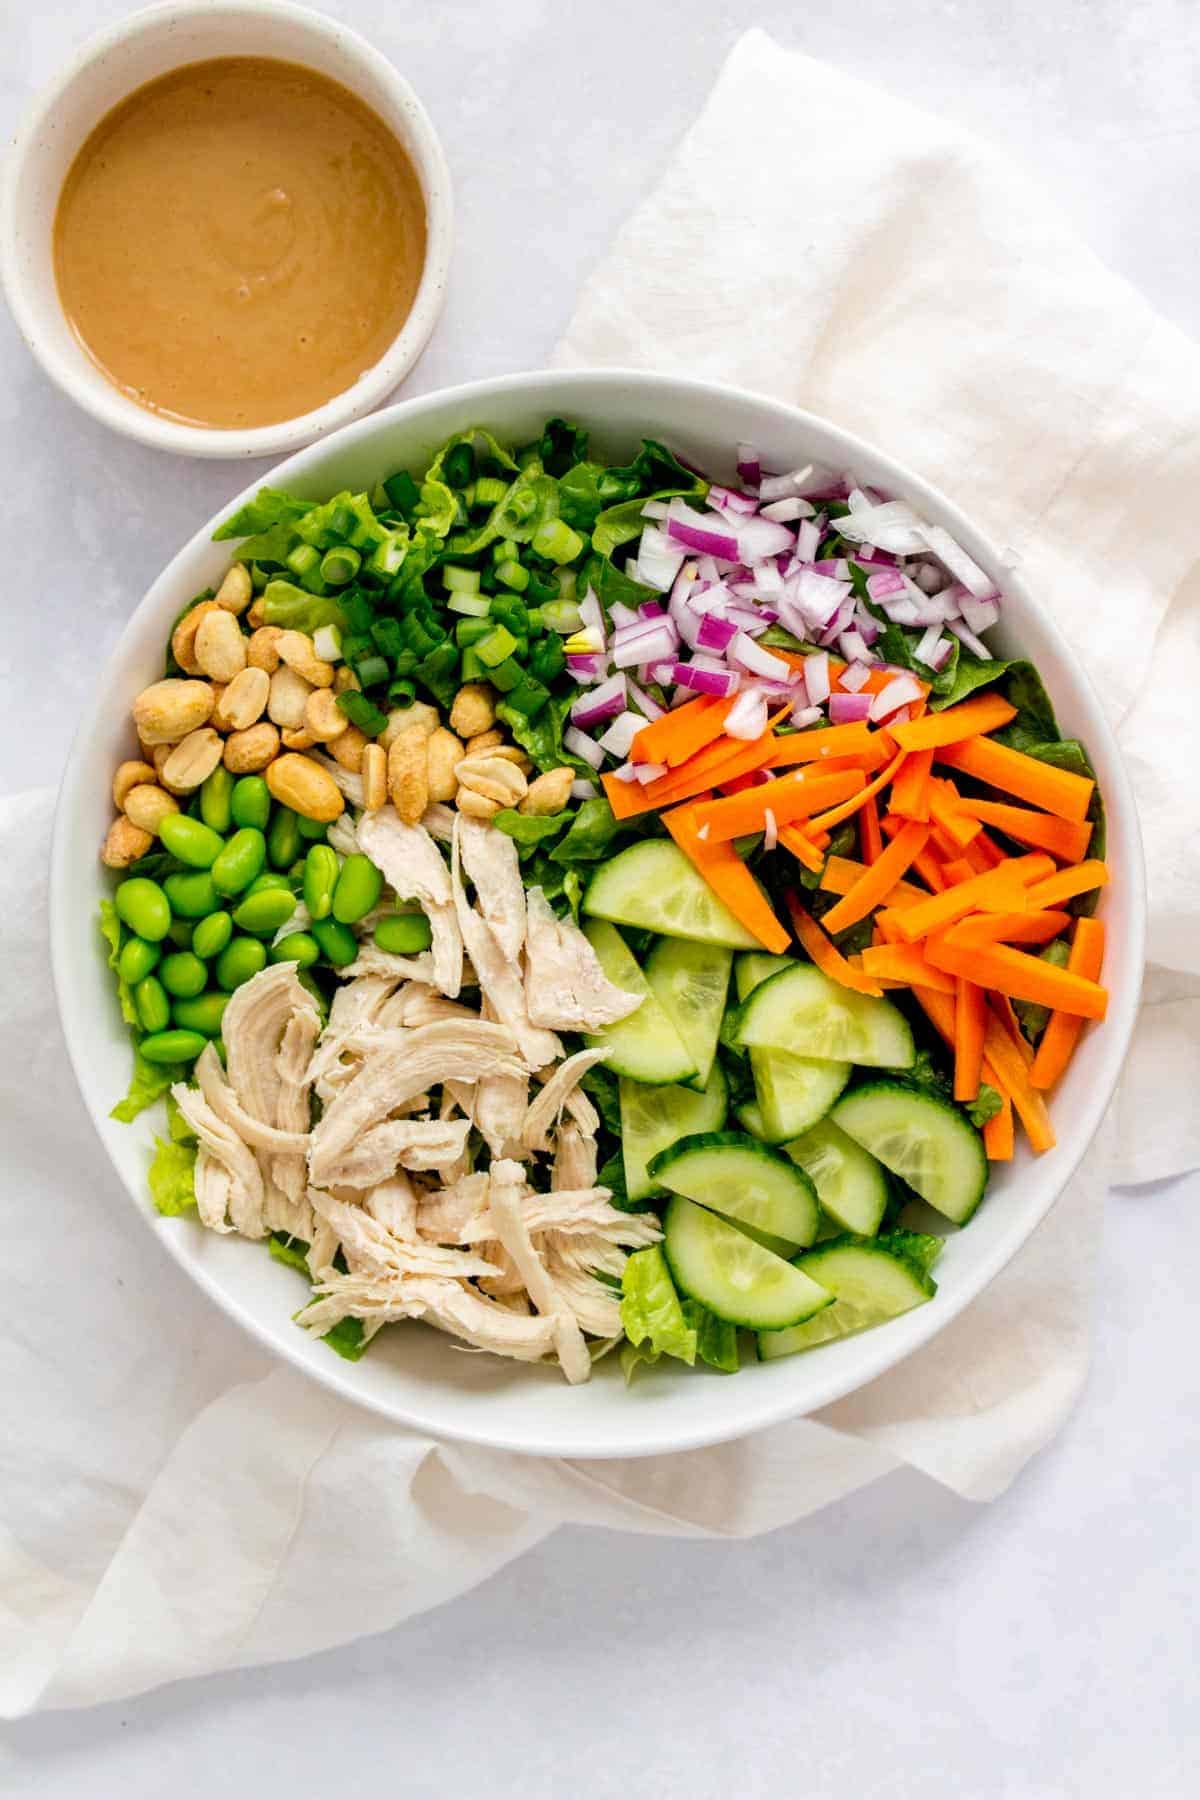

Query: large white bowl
[51,370,1145,1458]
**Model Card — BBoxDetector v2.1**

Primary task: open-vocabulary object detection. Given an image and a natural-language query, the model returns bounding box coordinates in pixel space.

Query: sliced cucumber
[734,963,915,1068]
[734,951,849,1142]
[620,1063,727,1203]
[757,1232,937,1359]
[583,841,761,949]
[736,1098,770,1140]
[783,1118,889,1236]
[645,937,732,1090]
[582,920,696,1085]
[664,1194,834,1330]
[649,1131,820,1248]
[832,1083,988,1224]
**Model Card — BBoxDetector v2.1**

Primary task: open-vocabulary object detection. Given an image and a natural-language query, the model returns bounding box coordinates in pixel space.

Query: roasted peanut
[102,815,153,868]
[520,766,574,816]
[275,630,334,687]
[488,744,534,773]
[281,727,317,750]
[381,701,439,747]
[455,751,527,808]
[161,727,224,791]
[223,721,280,773]
[171,599,223,675]
[455,787,501,821]
[305,687,349,743]
[329,724,367,773]
[123,782,180,834]
[450,682,497,739]
[247,625,284,673]
[194,609,247,683]
[215,562,253,615]
[388,725,430,823]
[268,665,313,731]
[213,664,269,732]
[266,753,345,823]
[333,665,361,694]
[247,599,268,629]
[113,759,157,810]
[465,728,504,755]
[426,727,464,802]
[132,678,214,745]
[361,742,387,810]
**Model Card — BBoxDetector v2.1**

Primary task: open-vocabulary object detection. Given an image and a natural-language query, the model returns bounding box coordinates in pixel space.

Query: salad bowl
[51,369,1145,1458]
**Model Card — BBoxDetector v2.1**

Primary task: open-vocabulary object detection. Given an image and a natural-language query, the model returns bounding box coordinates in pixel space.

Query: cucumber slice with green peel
[736,1099,770,1140]
[582,840,762,949]
[734,952,795,1002]
[736,1219,805,1260]
[832,1083,988,1224]
[620,1063,728,1203]
[649,1131,821,1248]
[734,964,915,1068]
[757,1232,938,1359]
[582,920,697,1085]
[645,937,732,1091]
[734,952,849,1141]
[663,1195,834,1330]
[783,1118,889,1236]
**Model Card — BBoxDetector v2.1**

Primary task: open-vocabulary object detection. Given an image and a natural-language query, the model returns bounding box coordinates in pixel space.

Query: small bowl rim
[0,0,454,460]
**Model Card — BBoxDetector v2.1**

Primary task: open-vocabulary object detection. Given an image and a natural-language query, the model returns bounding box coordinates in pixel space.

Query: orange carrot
[778,824,824,873]
[981,1015,1056,1151]
[890,691,1017,751]
[983,1094,1015,1160]
[954,978,987,1102]
[860,946,956,993]
[806,747,908,835]
[947,909,1072,947]
[784,895,885,996]
[663,804,790,954]
[691,767,864,843]
[777,653,929,702]
[937,736,1094,822]
[819,856,928,909]
[859,793,884,864]
[940,857,977,886]
[890,749,934,821]
[1024,860,1110,910]
[885,858,1041,943]
[928,777,982,849]
[989,992,1026,1046]
[820,821,930,933]
[923,935,1107,1020]
[970,828,1007,870]
[604,719,788,818]
[953,797,1093,862]
[630,693,729,767]
[1030,918,1106,1089]
[765,721,888,769]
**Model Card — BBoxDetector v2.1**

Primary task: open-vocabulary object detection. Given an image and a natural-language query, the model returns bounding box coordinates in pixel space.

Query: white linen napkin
[3,30,1197,1715]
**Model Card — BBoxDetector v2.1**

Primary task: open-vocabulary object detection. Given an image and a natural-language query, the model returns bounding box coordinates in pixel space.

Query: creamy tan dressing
[54,57,427,429]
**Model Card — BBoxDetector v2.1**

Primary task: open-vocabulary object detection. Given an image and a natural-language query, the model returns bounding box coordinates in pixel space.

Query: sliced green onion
[320,545,361,586]
[370,616,405,659]
[443,443,473,488]
[335,690,389,736]
[555,569,578,602]
[448,591,491,617]
[287,542,322,579]
[506,672,550,718]
[487,656,524,692]
[473,476,509,507]
[353,654,390,689]
[531,518,584,564]
[475,624,519,668]
[387,677,416,706]
[460,647,488,683]
[496,559,529,592]
[455,617,494,648]
[312,622,342,663]
[384,470,420,515]
[443,565,481,595]
[540,599,583,633]
[369,531,408,578]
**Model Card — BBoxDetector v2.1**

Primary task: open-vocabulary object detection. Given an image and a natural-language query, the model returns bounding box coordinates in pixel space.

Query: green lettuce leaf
[620,1246,697,1371]
[549,797,622,865]
[581,1064,622,1136]
[268,1232,311,1274]
[99,900,137,1028]
[148,1136,197,1216]
[213,488,314,541]
[261,581,347,635]
[415,477,457,538]
[577,552,657,619]
[165,1089,196,1143]
[522,417,589,478]
[681,1299,740,1373]
[965,1083,1004,1129]
[491,809,570,853]
[928,646,1013,709]
[426,427,518,488]
[230,521,302,565]
[293,490,390,551]
[497,691,590,778]
[111,1049,186,1124]
[321,1317,367,1362]
[591,496,659,559]
[1012,941,1072,1042]
[598,1150,635,1212]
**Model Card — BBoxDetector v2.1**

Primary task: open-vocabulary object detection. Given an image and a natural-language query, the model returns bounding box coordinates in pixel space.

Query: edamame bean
[114,877,171,942]
[166,918,195,950]
[117,936,160,984]
[192,911,233,960]
[374,912,433,955]
[302,844,339,921]
[233,888,297,936]
[296,814,328,842]
[244,872,293,896]
[216,936,267,991]
[159,950,208,998]
[230,775,271,831]
[332,853,383,924]
[139,1028,207,1065]
[269,931,320,968]
[164,870,220,918]
[267,806,302,869]
[158,813,225,869]
[310,917,358,967]
[211,827,266,896]
[171,991,230,1036]
[199,766,235,834]
[134,974,170,1033]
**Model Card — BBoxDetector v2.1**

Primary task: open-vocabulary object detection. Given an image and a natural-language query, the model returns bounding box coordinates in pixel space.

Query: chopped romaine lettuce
[147,1136,196,1216]
[620,1246,697,1370]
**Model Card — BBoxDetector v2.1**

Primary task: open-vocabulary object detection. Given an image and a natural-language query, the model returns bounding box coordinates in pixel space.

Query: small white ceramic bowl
[52,370,1145,1458]
[0,0,453,459]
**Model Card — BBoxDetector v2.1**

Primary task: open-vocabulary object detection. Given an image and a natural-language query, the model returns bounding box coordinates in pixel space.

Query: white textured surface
[2,0,1197,1791]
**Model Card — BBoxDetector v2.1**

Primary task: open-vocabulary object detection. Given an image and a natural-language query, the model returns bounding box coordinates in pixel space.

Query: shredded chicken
[457,816,526,962]
[315,1116,473,1190]
[357,808,463,997]
[523,887,643,1031]
[450,818,562,1069]
[521,1047,608,1152]
[552,1119,599,1190]
[483,1160,591,1384]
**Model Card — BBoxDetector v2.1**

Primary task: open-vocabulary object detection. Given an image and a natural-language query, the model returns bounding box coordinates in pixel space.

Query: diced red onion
[912,561,944,594]
[578,587,605,641]
[760,496,815,524]
[869,674,926,722]
[795,519,820,562]
[948,618,992,660]
[624,677,664,721]
[637,524,688,592]
[564,725,606,769]
[889,706,913,726]
[570,778,598,801]
[647,658,676,686]
[566,654,607,685]
[839,660,872,693]
[610,761,638,784]
[570,673,627,728]
[736,443,761,486]
[724,689,769,739]
[835,499,927,556]
[790,704,822,728]
[609,601,640,629]
[697,611,739,652]
[736,515,795,562]
[819,597,858,645]
[921,525,996,600]
[866,569,906,601]
[640,499,670,521]
[707,484,760,517]
[639,599,666,619]
[915,629,954,672]
[758,465,814,503]
[672,661,740,697]
[632,760,667,785]
[598,710,644,759]
[959,592,1001,636]
[612,620,677,669]
[853,608,881,645]
[730,632,794,681]
[876,594,925,627]
[665,501,739,561]
[837,629,876,665]
[805,651,830,705]
[829,692,874,724]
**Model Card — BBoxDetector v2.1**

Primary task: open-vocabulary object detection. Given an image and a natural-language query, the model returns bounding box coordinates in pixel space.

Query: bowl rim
[0,0,454,460]
[50,367,1147,1457]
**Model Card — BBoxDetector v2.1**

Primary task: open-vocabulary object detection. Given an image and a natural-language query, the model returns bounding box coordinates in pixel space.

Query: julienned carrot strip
[819,856,928,908]
[954,797,1093,862]
[765,721,888,769]
[860,945,956,993]
[784,895,885,997]
[954,978,987,1102]
[948,909,1072,947]
[859,793,884,864]
[778,824,824,873]
[692,767,864,843]
[890,691,1017,751]
[890,749,934,821]
[630,693,728,766]
[663,804,790,954]
[886,859,1041,943]
[981,1016,1055,1151]
[928,778,982,849]
[944,857,979,886]
[924,936,1107,1020]
[929,824,965,865]
[820,821,930,933]
[937,736,1094,823]
[989,993,1026,1046]
[1030,918,1106,1089]
[971,829,1007,869]
[1024,860,1110,909]
[607,716,791,818]
[776,653,929,701]
[806,747,908,835]
[883,812,950,893]
[602,771,655,821]
[983,1094,1015,1159]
